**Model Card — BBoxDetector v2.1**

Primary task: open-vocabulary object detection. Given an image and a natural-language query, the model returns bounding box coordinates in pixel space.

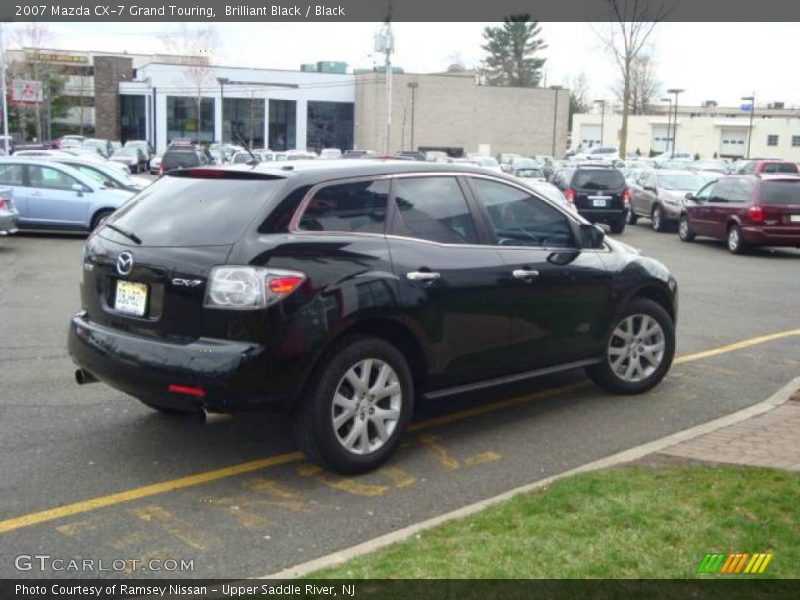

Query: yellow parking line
[0,327,798,535]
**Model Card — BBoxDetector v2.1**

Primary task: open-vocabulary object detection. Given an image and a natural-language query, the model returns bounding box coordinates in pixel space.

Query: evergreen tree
[481,16,547,87]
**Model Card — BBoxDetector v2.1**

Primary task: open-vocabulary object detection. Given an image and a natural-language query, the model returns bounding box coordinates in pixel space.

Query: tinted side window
[297,179,389,233]
[729,179,754,204]
[163,151,200,170]
[0,164,24,185]
[469,178,575,248]
[572,169,625,190]
[711,179,735,202]
[392,176,478,244]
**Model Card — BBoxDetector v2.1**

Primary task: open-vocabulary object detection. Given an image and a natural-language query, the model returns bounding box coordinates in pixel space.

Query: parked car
[82,138,113,159]
[342,150,378,159]
[395,151,426,161]
[656,159,693,171]
[465,155,502,173]
[68,160,677,473]
[0,186,19,235]
[0,158,135,231]
[736,160,799,175]
[29,156,150,192]
[149,154,162,174]
[575,146,620,164]
[159,147,205,173]
[519,178,578,215]
[690,159,728,175]
[125,140,154,161]
[286,150,317,160]
[0,135,18,155]
[679,175,800,253]
[231,150,261,165]
[629,170,708,231]
[654,151,693,165]
[319,148,342,159]
[513,166,546,182]
[110,146,148,173]
[550,164,630,233]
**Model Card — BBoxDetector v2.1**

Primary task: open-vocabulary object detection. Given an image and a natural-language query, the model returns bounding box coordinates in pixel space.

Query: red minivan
[679,175,800,253]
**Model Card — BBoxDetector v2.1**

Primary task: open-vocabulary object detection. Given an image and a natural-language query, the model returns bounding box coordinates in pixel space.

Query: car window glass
[27,165,79,191]
[711,179,735,202]
[728,179,754,203]
[297,179,389,233]
[0,163,24,185]
[469,178,575,248]
[762,162,798,174]
[392,176,478,245]
[572,169,625,190]
[74,165,112,187]
[694,181,715,201]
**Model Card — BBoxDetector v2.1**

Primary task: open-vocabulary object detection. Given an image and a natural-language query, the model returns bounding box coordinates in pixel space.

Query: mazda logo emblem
[116,252,134,276]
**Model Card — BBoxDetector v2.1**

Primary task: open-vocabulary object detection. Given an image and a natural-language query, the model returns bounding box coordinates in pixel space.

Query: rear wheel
[91,209,114,231]
[627,210,639,225]
[727,224,747,254]
[651,205,666,232]
[678,215,695,242]
[586,298,675,395]
[609,218,626,234]
[292,336,414,474]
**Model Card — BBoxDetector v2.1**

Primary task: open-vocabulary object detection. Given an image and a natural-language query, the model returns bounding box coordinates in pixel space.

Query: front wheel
[651,205,667,232]
[678,215,695,242]
[292,336,414,474]
[586,298,675,395]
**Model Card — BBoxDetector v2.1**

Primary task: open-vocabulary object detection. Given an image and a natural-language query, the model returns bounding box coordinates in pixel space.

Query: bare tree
[159,25,220,143]
[611,53,660,115]
[12,23,55,141]
[595,0,674,157]
[568,72,591,129]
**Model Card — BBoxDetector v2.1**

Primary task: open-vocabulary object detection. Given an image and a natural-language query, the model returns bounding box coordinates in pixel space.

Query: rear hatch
[757,179,800,230]
[162,149,201,172]
[572,168,626,211]
[80,170,286,341]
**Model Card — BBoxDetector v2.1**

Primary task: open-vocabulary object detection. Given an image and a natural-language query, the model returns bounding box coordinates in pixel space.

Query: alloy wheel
[331,358,402,455]
[652,207,662,231]
[607,314,666,383]
[728,227,740,252]
[679,218,689,239]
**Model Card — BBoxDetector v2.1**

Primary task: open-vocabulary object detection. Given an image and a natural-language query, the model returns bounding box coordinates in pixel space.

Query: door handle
[406,271,441,282]
[512,269,540,280]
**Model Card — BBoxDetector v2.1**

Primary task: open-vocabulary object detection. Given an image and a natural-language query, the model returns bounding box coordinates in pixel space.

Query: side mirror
[71,183,86,196]
[684,192,696,202]
[579,223,605,248]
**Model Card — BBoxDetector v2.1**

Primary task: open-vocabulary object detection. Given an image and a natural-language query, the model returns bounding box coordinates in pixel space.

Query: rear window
[761,162,798,174]
[760,181,800,205]
[162,150,200,170]
[104,176,283,247]
[572,169,625,190]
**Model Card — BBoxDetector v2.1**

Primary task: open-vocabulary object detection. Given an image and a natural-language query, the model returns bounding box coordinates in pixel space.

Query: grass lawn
[310,465,800,579]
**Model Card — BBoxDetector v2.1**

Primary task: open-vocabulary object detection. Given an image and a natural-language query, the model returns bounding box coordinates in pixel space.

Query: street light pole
[550,85,563,157]
[666,88,684,156]
[0,23,9,148]
[407,81,418,151]
[217,77,229,143]
[741,92,755,159]
[660,97,673,155]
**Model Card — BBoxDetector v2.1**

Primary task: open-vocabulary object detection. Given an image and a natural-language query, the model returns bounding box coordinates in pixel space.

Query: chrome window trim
[287,170,611,253]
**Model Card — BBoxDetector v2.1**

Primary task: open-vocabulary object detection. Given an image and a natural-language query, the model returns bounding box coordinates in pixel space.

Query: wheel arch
[630,282,676,322]
[89,206,117,229]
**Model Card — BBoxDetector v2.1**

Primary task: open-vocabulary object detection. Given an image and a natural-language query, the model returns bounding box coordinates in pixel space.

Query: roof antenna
[232,123,259,166]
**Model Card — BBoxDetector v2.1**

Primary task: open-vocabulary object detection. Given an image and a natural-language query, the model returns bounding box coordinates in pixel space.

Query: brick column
[94,56,133,141]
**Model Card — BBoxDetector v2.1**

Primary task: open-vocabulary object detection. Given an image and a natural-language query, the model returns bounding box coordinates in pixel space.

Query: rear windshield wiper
[105,223,142,245]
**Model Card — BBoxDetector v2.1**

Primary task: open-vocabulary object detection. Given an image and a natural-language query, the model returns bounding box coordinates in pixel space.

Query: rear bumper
[742,226,800,247]
[68,313,294,413]
[0,211,18,234]
[578,208,628,224]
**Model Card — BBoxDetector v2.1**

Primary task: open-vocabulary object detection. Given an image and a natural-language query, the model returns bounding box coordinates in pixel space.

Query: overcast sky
[18,21,800,109]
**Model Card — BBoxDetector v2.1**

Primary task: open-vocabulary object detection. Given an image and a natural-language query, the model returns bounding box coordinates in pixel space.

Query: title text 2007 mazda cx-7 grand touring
[69,160,677,473]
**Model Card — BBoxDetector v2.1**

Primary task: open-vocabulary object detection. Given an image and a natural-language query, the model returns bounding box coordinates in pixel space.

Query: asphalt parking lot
[1,223,798,579]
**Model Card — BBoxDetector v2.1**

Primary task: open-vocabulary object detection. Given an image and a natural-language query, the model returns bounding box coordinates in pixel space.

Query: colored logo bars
[697,552,773,574]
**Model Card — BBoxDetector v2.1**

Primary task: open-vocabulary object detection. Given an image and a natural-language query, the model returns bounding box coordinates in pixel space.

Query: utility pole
[408,81,418,151]
[0,23,8,149]
[375,2,394,154]
[550,85,563,157]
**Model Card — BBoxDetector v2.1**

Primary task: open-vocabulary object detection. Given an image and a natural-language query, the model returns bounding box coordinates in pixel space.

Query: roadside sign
[740,103,753,113]
[11,79,43,104]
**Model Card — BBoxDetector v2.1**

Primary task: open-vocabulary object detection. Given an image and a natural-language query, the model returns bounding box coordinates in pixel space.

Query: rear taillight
[0,198,6,210]
[622,188,631,205]
[159,164,165,175]
[204,267,306,310]
[564,188,575,202]
[747,205,764,224]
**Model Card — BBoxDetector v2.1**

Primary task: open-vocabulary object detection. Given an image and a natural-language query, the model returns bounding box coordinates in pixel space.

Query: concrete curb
[261,376,800,579]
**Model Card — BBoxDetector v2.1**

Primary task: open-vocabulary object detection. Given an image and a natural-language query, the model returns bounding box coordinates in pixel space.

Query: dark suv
[550,165,630,233]
[68,161,677,473]
[160,145,206,174]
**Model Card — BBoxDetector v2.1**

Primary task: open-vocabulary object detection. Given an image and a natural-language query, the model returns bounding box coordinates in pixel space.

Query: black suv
[69,161,677,473]
[550,165,631,233]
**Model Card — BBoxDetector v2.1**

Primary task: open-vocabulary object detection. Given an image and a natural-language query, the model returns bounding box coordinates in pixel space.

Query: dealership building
[9,48,569,157]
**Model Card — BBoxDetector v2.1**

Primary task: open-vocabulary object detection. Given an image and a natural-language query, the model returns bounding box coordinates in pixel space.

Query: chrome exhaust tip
[75,369,98,385]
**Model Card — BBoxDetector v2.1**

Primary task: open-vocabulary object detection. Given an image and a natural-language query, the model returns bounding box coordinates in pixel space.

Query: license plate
[114,280,148,316]
[791,215,800,223]
[592,198,607,207]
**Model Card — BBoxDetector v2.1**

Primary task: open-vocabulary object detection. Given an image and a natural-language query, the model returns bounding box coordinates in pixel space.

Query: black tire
[678,214,695,242]
[91,209,114,231]
[727,224,747,254]
[586,298,675,395]
[609,218,626,234]
[627,210,639,225]
[292,336,414,474]
[651,205,667,232]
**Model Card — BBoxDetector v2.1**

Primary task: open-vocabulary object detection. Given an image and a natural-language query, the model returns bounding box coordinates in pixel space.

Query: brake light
[623,188,631,205]
[0,198,5,210]
[168,384,206,397]
[159,163,165,175]
[564,188,575,202]
[747,205,764,224]
[268,276,304,294]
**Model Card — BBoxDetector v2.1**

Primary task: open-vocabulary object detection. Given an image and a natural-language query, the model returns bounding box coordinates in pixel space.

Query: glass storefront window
[268,99,296,151]
[307,101,354,153]
[166,96,215,144]
[120,95,146,143]
[223,97,265,147]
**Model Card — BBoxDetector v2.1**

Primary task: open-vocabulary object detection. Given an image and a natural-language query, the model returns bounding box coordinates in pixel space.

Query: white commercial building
[572,105,800,161]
